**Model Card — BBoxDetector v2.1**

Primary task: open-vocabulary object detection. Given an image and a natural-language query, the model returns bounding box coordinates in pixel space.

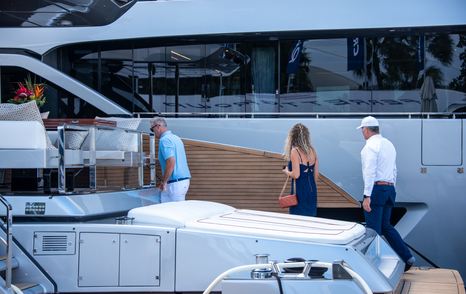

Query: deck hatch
[33,231,76,255]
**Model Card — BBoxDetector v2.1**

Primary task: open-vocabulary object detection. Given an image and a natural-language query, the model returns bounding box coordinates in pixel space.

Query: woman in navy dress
[282,123,319,216]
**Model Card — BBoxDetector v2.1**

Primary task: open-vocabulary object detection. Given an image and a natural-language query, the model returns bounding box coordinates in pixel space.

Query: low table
[43,118,116,130]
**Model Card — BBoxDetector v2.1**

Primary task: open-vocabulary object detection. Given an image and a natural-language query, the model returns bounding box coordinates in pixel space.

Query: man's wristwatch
[363,195,370,199]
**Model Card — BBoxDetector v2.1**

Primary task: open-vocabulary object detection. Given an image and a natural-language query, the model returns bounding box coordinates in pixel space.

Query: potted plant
[8,75,48,117]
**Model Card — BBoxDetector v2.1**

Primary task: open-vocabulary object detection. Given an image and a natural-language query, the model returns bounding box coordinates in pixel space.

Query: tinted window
[0,66,103,118]
[425,33,466,112]
[280,39,369,113]
[60,30,466,115]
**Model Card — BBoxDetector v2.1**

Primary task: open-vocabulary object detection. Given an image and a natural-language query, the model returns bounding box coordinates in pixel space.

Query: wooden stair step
[150,138,360,212]
[399,267,465,294]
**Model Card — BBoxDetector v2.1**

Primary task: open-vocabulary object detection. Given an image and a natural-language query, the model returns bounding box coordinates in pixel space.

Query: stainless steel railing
[0,195,13,291]
[133,111,466,119]
[57,124,155,194]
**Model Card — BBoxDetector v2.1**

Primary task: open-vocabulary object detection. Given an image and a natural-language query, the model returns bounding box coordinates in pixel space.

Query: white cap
[356,116,379,129]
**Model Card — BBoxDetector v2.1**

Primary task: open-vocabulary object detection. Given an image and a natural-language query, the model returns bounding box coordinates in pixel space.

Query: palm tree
[449,34,466,93]
[364,33,454,90]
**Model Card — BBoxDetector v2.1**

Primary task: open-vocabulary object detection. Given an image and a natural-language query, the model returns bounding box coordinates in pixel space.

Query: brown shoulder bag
[278,176,298,209]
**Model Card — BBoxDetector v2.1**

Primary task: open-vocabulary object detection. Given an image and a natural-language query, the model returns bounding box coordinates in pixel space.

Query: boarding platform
[399,267,465,294]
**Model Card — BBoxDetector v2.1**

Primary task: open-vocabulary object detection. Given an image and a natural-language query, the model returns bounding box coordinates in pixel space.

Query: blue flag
[286,40,303,75]
[347,37,364,71]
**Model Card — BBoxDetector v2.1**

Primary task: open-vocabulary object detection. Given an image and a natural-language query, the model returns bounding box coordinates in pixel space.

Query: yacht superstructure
[0,117,405,293]
[0,0,465,292]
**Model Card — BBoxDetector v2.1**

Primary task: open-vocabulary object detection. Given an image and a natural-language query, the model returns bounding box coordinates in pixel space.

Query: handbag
[278,176,298,208]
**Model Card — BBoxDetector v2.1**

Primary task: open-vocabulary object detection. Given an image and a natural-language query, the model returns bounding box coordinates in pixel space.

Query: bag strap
[279,176,296,197]
[279,176,289,198]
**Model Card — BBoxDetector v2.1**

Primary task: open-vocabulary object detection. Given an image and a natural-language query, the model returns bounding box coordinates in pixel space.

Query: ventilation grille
[42,235,68,252]
[34,232,76,255]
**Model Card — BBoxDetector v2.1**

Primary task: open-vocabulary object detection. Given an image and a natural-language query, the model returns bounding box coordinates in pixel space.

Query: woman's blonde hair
[283,123,315,161]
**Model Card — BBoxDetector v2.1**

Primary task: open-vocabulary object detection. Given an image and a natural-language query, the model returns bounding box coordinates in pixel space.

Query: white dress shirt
[361,134,397,196]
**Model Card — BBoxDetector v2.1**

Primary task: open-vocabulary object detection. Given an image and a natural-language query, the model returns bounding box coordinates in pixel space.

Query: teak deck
[174,139,359,213]
[399,268,465,294]
[43,118,116,130]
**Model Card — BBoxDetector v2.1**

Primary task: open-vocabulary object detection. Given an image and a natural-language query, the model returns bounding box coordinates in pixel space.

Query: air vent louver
[33,232,76,255]
[42,235,68,252]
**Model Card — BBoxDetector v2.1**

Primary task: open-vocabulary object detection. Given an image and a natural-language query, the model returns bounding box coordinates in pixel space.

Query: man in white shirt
[357,116,415,272]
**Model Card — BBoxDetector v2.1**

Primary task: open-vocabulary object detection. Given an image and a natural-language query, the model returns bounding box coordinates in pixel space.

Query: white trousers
[160,179,190,203]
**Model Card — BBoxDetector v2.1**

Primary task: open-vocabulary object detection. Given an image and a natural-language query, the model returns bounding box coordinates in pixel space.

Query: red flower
[8,78,46,107]
[15,82,33,97]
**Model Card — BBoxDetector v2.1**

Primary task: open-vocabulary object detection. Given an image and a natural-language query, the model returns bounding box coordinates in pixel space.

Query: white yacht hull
[9,201,401,293]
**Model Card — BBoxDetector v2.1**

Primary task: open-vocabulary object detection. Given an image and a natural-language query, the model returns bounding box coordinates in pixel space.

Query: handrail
[0,204,58,293]
[0,195,13,291]
[202,261,372,294]
[57,123,155,194]
[133,111,466,119]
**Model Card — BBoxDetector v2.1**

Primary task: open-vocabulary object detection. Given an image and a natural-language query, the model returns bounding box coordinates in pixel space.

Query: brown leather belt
[375,181,394,186]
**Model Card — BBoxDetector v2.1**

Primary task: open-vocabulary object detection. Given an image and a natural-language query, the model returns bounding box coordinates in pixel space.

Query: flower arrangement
[8,75,46,108]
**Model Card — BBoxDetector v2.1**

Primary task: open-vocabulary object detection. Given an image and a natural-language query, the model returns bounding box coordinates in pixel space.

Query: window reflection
[370,36,421,112]
[165,45,205,112]
[425,33,466,112]
[250,45,277,112]
[0,66,102,118]
[281,39,369,112]
[134,47,166,111]
[205,44,247,112]
[62,30,466,115]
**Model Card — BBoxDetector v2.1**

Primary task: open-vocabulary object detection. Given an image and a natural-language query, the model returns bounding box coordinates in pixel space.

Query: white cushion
[185,209,366,245]
[82,118,142,152]
[0,145,85,168]
[115,119,141,152]
[0,150,47,168]
[0,121,47,149]
[129,200,235,227]
[95,129,119,150]
[0,102,55,149]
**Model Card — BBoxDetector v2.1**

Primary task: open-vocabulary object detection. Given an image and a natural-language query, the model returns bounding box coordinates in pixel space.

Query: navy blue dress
[288,153,317,216]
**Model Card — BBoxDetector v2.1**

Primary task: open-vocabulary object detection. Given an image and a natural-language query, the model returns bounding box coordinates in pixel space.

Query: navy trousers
[364,185,413,262]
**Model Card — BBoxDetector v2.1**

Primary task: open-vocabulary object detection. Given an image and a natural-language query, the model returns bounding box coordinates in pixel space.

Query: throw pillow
[54,131,89,150]
[115,119,141,152]
[81,118,142,151]
[89,118,141,151]
[0,101,55,149]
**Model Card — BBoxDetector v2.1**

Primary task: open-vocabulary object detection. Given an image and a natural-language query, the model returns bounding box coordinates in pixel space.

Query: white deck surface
[129,200,365,244]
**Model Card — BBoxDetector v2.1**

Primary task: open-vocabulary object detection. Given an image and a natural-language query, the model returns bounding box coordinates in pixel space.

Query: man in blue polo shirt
[150,117,191,203]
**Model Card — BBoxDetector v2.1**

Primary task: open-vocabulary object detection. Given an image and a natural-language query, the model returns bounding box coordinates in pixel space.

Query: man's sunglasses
[150,124,161,132]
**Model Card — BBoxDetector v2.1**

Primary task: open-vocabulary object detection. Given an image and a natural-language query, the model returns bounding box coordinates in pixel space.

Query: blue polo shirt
[158,131,191,181]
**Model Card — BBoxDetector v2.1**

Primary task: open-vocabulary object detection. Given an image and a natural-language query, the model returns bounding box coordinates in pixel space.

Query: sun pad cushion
[0,101,55,149]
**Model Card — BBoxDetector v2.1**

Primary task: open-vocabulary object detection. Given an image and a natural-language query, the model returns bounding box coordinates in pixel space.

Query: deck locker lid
[129,201,365,244]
